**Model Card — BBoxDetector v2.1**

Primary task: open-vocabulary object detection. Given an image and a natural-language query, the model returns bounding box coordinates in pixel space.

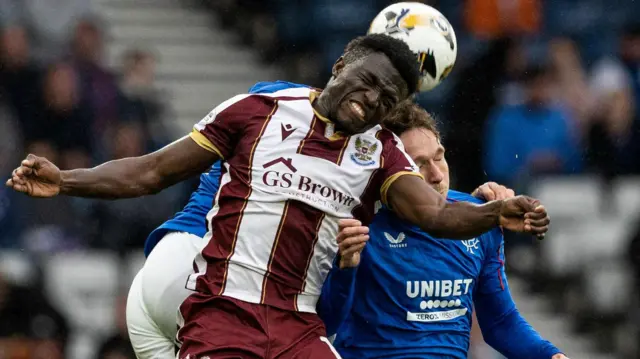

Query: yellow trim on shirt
[189,130,224,159]
[309,91,346,140]
[308,91,332,123]
[380,171,425,206]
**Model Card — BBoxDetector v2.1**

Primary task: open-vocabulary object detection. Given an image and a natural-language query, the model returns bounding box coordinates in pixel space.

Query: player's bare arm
[387,175,549,239]
[6,136,219,199]
[339,182,549,244]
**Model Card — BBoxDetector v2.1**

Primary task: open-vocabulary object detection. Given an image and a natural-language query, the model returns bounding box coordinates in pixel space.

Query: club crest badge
[351,136,378,166]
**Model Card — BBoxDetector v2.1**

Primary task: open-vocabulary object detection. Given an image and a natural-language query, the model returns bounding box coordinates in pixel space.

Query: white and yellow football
[368,2,457,92]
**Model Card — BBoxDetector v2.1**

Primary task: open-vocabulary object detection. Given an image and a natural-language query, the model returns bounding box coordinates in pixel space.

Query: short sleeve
[477,229,507,295]
[377,130,424,206]
[190,94,275,159]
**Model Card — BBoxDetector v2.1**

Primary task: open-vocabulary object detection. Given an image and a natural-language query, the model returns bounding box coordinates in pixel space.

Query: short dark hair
[383,100,440,140]
[521,63,550,84]
[343,34,420,94]
[623,22,640,38]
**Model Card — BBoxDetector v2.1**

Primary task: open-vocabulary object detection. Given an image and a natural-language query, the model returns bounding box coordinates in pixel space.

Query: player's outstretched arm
[7,136,219,199]
[476,288,567,359]
[386,175,549,240]
[475,228,565,359]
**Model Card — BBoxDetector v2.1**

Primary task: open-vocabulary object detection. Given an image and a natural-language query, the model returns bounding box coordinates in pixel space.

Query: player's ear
[332,57,345,77]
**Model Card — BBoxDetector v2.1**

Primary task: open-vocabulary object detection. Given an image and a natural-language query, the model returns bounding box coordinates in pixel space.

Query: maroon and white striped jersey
[187,87,422,313]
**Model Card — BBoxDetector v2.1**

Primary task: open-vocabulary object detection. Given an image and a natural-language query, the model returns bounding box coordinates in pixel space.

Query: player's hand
[471,181,515,201]
[337,219,369,269]
[499,196,550,240]
[5,154,62,198]
[551,354,569,359]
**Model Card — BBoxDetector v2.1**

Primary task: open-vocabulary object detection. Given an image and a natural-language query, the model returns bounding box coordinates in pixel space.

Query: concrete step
[153,63,256,80]
[95,0,284,140]
[107,24,231,45]
[106,42,255,66]
[100,7,212,26]
[94,0,181,8]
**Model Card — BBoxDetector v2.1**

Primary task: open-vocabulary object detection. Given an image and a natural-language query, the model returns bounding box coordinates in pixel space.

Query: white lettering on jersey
[406,308,468,322]
[405,279,474,323]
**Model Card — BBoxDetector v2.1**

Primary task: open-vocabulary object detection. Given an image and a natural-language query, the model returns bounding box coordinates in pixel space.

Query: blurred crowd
[2,0,640,358]
[207,0,640,189]
[0,3,187,252]
[0,2,188,358]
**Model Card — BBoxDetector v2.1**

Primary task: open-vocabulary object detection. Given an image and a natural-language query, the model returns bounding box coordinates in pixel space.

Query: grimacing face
[315,52,410,134]
[400,127,449,196]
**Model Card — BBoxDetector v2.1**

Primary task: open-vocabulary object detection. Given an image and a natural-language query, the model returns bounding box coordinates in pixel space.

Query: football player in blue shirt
[122,81,553,358]
[320,101,567,359]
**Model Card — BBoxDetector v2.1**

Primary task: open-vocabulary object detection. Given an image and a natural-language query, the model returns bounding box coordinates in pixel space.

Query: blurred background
[0,0,639,358]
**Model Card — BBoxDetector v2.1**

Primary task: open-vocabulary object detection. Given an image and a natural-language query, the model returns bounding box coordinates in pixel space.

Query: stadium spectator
[589,22,640,175]
[0,273,69,359]
[0,25,42,131]
[0,96,21,248]
[28,63,93,170]
[118,49,170,150]
[445,37,526,192]
[0,0,93,62]
[96,335,137,359]
[484,64,583,189]
[548,37,594,137]
[95,293,136,359]
[69,17,121,160]
[464,0,541,39]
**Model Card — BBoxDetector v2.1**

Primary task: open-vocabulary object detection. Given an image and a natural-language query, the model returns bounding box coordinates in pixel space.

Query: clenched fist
[6,154,62,198]
[499,196,550,240]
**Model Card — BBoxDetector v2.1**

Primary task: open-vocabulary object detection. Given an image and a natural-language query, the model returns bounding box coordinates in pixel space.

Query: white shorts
[126,232,205,359]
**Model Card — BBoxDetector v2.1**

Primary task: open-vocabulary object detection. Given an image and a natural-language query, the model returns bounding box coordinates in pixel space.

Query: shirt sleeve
[477,229,507,295]
[317,260,358,337]
[377,130,424,206]
[190,94,276,159]
[209,161,222,194]
[475,230,563,359]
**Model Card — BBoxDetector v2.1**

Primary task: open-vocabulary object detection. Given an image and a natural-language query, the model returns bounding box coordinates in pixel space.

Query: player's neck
[311,94,332,122]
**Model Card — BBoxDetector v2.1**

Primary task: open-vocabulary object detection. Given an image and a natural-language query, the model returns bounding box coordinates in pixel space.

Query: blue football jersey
[333,190,506,359]
[143,81,310,256]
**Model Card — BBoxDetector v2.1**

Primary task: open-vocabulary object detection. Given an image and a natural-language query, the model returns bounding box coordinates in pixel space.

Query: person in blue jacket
[320,101,567,359]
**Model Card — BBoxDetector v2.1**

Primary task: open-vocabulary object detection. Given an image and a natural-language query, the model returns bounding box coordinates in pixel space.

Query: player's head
[522,64,552,106]
[315,34,420,135]
[621,22,640,62]
[384,101,449,195]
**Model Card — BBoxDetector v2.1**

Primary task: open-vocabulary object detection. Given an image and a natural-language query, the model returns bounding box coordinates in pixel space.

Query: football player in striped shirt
[7,35,548,359]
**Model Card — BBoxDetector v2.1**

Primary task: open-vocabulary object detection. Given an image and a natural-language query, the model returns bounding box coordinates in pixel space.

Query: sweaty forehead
[402,128,443,157]
[353,52,408,96]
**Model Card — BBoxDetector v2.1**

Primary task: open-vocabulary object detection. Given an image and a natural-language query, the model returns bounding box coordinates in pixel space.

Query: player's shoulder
[248,80,314,101]
[446,189,484,205]
[212,83,313,113]
[257,87,314,100]
[249,80,312,94]
[367,126,405,150]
